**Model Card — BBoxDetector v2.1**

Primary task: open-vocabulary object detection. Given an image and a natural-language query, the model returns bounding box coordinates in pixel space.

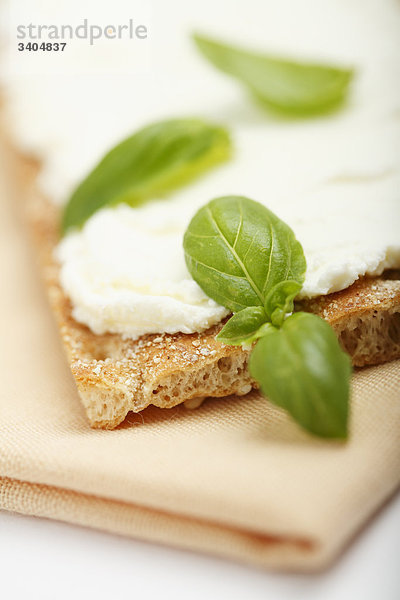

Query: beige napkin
[1,145,399,572]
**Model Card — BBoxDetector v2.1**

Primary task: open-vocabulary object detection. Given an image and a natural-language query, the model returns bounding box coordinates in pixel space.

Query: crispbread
[17,151,400,428]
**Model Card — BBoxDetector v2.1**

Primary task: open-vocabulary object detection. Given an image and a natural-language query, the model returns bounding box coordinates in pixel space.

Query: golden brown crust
[16,152,400,428]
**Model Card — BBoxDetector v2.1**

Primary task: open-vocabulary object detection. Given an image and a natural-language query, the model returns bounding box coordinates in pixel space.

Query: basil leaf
[61,118,231,234]
[183,196,306,312]
[193,34,354,116]
[265,280,302,327]
[249,312,351,439]
[216,306,269,346]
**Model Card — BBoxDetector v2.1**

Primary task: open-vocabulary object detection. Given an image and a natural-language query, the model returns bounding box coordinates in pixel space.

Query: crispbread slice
[18,152,400,428]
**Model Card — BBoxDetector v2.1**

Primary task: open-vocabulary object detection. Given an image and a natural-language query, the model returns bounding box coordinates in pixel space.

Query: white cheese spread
[56,203,229,338]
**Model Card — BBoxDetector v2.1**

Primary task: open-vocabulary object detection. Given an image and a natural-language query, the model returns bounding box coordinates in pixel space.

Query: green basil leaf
[265,280,302,327]
[61,118,231,234]
[183,196,306,312]
[216,306,269,346]
[193,34,354,116]
[240,322,275,348]
[249,312,351,439]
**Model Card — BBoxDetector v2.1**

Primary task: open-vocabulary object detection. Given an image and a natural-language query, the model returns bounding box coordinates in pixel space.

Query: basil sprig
[62,118,231,234]
[183,196,351,439]
[193,34,354,116]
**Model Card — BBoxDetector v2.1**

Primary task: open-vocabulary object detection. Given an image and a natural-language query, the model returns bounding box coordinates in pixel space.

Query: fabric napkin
[1,144,399,571]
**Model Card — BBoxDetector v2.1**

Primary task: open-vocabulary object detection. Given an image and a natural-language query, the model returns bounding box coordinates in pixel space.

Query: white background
[1,491,399,600]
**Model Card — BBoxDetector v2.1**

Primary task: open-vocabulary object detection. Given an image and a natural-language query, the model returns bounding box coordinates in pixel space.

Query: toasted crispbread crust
[299,273,400,367]
[17,152,400,428]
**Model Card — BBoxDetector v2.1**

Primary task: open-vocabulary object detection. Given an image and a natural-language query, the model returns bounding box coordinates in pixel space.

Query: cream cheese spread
[56,166,400,338]
[56,203,229,338]
[2,0,400,338]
